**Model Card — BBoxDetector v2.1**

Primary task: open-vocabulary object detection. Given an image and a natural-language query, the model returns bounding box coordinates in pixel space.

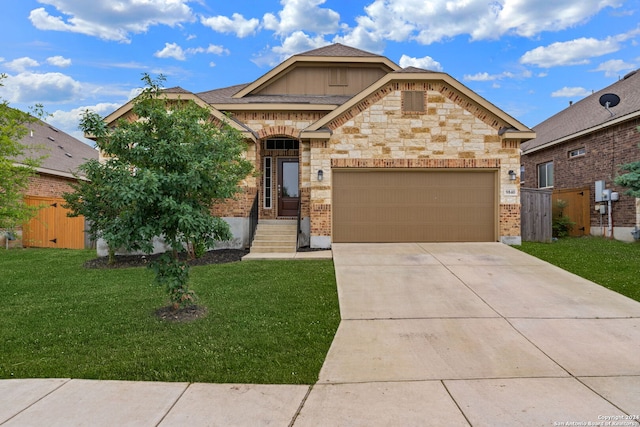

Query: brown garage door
[332,169,497,243]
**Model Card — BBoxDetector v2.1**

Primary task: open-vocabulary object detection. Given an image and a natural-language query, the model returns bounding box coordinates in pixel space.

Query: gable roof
[298,43,385,58]
[231,43,399,99]
[101,89,257,141]
[302,68,534,139]
[197,84,351,108]
[15,118,98,179]
[522,69,640,153]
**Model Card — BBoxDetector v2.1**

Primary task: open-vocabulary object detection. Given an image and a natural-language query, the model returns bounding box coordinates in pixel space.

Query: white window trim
[569,147,586,158]
[538,161,553,189]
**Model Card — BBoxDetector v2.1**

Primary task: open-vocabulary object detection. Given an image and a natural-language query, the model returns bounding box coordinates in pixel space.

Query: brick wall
[522,118,640,227]
[27,173,76,198]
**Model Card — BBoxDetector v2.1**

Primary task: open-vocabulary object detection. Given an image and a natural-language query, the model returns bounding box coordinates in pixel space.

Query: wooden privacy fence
[22,196,87,249]
[521,188,552,242]
[552,187,591,237]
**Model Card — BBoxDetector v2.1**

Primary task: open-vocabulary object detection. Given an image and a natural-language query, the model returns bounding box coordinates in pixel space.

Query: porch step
[250,221,298,254]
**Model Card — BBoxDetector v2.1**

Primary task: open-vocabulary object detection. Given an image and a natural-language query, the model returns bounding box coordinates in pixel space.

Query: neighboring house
[103,43,534,251]
[6,118,99,249]
[521,69,640,242]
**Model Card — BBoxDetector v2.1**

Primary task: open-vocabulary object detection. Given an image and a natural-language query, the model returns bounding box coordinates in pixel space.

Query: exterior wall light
[508,170,517,181]
[317,169,324,182]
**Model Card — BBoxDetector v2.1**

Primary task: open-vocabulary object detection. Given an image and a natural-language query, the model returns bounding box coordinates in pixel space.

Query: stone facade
[306,83,522,243]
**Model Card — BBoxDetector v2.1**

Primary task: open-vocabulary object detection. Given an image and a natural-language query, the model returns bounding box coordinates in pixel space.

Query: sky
[1,0,639,145]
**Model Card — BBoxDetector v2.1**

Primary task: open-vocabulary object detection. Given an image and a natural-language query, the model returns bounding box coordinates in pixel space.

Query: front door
[277,158,299,217]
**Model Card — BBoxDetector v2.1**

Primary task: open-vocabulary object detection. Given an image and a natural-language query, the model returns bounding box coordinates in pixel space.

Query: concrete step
[250,246,297,254]
[254,236,296,242]
[250,221,299,254]
[252,240,296,247]
[255,228,297,235]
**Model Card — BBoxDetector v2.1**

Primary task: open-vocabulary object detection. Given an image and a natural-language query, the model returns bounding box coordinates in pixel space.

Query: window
[265,139,299,150]
[329,68,348,86]
[264,157,272,209]
[537,161,553,188]
[520,165,525,183]
[569,147,586,158]
[402,91,425,113]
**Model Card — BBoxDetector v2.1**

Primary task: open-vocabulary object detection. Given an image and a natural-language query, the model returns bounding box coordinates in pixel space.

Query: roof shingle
[297,43,382,57]
[14,118,98,177]
[523,69,640,152]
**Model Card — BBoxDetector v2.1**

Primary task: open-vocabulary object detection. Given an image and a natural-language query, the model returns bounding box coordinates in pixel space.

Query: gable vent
[329,68,348,86]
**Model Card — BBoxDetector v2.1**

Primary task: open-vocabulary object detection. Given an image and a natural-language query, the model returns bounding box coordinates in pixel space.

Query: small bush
[552,199,575,238]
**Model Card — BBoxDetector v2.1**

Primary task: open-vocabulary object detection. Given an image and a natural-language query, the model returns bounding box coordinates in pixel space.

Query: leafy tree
[615,147,640,197]
[0,74,43,231]
[65,75,253,309]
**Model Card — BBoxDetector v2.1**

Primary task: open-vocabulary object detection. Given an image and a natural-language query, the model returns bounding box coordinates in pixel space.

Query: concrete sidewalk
[2,243,640,426]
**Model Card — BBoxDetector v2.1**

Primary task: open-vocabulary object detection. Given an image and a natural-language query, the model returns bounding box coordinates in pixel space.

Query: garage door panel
[333,170,496,243]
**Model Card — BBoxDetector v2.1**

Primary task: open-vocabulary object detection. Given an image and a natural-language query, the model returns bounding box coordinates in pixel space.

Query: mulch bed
[83,249,249,269]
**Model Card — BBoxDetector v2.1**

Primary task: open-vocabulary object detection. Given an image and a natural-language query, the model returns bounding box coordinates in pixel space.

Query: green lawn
[517,236,640,302]
[0,249,340,384]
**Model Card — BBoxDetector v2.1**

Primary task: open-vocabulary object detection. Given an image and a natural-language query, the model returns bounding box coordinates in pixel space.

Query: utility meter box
[595,180,606,202]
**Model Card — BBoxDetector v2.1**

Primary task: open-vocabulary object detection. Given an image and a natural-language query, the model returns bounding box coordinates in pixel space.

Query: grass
[0,249,340,384]
[517,236,640,302]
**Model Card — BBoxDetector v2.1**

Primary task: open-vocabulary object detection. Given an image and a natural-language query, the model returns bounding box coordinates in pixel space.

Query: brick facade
[521,117,640,228]
[27,173,76,198]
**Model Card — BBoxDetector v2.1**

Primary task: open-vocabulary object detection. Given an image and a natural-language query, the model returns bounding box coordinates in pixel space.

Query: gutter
[524,110,640,154]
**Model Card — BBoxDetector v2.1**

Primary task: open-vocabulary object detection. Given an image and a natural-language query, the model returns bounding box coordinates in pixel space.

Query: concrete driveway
[3,243,639,426]
[296,243,640,426]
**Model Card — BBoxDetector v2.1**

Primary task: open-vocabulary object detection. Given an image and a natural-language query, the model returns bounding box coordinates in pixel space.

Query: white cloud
[332,25,385,54]
[551,87,591,98]
[201,13,260,38]
[0,72,83,103]
[154,43,230,61]
[593,59,637,77]
[47,55,72,68]
[252,31,329,67]
[273,31,329,60]
[263,0,340,35]
[193,44,230,56]
[155,42,186,60]
[336,0,623,48]
[398,54,443,71]
[4,57,40,73]
[29,1,194,43]
[46,102,122,145]
[464,70,532,81]
[520,37,621,67]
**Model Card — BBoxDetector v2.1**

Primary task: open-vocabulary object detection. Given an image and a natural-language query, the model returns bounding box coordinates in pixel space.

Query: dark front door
[278,158,299,217]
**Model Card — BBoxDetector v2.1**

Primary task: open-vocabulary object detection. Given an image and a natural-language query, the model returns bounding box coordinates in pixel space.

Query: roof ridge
[297,43,382,57]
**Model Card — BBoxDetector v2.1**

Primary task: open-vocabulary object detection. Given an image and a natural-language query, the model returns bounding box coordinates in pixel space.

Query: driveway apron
[296,243,640,426]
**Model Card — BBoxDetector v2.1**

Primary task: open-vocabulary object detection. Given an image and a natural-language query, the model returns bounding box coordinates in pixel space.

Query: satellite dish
[599,93,620,117]
[599,93,620,108]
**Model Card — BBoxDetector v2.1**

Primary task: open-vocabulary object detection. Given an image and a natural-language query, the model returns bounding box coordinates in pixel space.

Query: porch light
[317,169,324,182]
[508,170,517,181]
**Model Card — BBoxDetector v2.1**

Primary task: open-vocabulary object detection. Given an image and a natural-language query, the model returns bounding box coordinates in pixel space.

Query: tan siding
[257,65,388,96]
[332,169,497,243]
